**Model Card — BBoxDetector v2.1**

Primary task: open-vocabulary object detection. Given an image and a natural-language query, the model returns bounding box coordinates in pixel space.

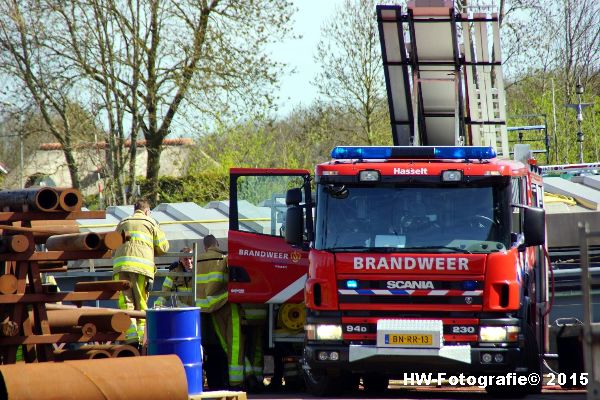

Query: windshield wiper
[326,246,473,254]
[327,246,372,252]
[400,246,473,254]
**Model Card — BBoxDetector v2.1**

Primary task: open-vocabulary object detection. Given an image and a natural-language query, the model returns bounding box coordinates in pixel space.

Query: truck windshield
[315,183,511,253]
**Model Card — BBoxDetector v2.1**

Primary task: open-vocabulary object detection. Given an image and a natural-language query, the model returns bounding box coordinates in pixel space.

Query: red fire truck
[227,145,548,396]
[226,2,551,395]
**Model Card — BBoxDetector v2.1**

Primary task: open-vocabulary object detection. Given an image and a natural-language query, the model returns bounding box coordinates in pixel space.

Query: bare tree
[313,0,390,146]
[0,1,87,189]
[46,0,295,204]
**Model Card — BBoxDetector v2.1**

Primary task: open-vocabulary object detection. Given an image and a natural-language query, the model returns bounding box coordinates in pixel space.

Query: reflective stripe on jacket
[113,210,169,278]
[196,247,228,313]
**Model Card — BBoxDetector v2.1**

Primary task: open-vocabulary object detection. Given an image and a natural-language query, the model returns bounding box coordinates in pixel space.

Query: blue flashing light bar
[332,147,392,159]
[331,146,496,160]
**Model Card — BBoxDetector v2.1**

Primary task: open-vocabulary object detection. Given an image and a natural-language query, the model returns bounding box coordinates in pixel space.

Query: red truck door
[228,168,311,304]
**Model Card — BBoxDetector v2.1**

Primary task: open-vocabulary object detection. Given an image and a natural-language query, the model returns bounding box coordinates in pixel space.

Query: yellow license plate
[385,333,433,346]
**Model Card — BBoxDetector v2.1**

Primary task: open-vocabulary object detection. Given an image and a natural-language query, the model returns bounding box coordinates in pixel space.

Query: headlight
[359,170,380,182]
[305,324,343,340]
[479,326,519,342]
[442,170,463,182]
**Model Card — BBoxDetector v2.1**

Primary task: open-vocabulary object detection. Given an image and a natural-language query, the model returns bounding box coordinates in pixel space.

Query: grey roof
[75,200,276,251]
[544,176,600,210]
[544,174,600,248]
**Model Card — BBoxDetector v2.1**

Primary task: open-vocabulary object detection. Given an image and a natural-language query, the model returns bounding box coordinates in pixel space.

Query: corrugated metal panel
[544,175,600,248]
[581,175,600,191]
[76,202,230,253]
[544,177,600,210]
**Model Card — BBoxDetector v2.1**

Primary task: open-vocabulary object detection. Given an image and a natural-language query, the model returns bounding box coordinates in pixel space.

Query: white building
[3,138,194,195]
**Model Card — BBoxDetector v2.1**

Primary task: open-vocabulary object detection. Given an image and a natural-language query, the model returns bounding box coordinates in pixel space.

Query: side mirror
[523,206,545,246]
[285,206,303,245]
[285,188,304,245]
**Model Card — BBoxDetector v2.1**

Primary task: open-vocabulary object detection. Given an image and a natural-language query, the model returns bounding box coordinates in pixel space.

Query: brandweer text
[239,249,289,259]
[354,256,469,271]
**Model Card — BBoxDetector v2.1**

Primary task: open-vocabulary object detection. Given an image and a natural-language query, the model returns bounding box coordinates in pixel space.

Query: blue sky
[271,0,345,116]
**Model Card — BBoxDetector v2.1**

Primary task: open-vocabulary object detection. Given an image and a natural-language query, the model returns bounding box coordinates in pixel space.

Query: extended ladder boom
[377,0,508,156]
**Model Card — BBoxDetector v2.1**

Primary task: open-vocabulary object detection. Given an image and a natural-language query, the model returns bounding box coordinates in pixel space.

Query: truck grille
[337,278,484,343]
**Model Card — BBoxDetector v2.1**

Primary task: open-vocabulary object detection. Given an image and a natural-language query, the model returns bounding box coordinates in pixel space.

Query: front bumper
[304,342,522,376]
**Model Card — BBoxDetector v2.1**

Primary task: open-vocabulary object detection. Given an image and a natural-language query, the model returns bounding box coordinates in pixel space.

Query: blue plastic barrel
[146,307,203,394]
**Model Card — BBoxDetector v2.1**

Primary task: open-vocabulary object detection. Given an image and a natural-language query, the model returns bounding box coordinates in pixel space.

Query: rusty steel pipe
[44,309,130,333]
[99,231,124,250]
[0,235,30,253]
[45,303,146,319]
[109,345,139,358]
[0,319,18,337]
[33,226,81,244]
[74,280,130,292]
[31,310,99,335]
[45,232,101,251]
[0,274,17,294]
[0,355,188,400]
[81,344,140,358]
[53,349,112,361]
[81,322,97,337]
[54,188,83,212]
[0,187,59,212]
[79,313,130,333]
[30,220,80,244]
[42,310,126,333]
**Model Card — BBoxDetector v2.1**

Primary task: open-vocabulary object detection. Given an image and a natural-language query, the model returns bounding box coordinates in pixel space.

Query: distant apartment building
[3,138,194,195]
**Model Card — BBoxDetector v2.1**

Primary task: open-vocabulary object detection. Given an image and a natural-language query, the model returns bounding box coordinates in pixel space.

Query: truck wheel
[485,325,542,397]
[362,374,389,393]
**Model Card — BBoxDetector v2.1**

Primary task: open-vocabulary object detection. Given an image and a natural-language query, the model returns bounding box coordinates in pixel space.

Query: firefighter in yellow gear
[241,304,266,386]
[113,199,169,344]
[196,234,248,389]
[154,247,193,307]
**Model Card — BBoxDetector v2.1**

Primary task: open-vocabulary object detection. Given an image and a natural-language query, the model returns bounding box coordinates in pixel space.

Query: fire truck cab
[283,145,548,396]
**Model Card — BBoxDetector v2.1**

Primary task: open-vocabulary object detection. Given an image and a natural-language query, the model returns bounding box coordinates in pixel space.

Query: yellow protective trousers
[210,303,245,387]
[114,271,149,343]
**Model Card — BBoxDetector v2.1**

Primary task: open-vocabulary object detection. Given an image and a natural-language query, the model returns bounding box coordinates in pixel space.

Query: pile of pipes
[0,187,137,360]
[0,187,125,255]
[0,187,82,213]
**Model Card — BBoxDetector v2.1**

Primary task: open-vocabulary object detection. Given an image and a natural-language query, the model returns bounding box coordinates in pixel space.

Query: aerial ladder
[377,0,509,155]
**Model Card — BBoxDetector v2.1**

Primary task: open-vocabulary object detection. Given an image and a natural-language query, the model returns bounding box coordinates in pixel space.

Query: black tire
[485,325,542,397]
[362,374,389,393]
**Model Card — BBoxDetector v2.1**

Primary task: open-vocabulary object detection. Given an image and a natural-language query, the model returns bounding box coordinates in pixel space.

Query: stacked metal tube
[0,355,189,399]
